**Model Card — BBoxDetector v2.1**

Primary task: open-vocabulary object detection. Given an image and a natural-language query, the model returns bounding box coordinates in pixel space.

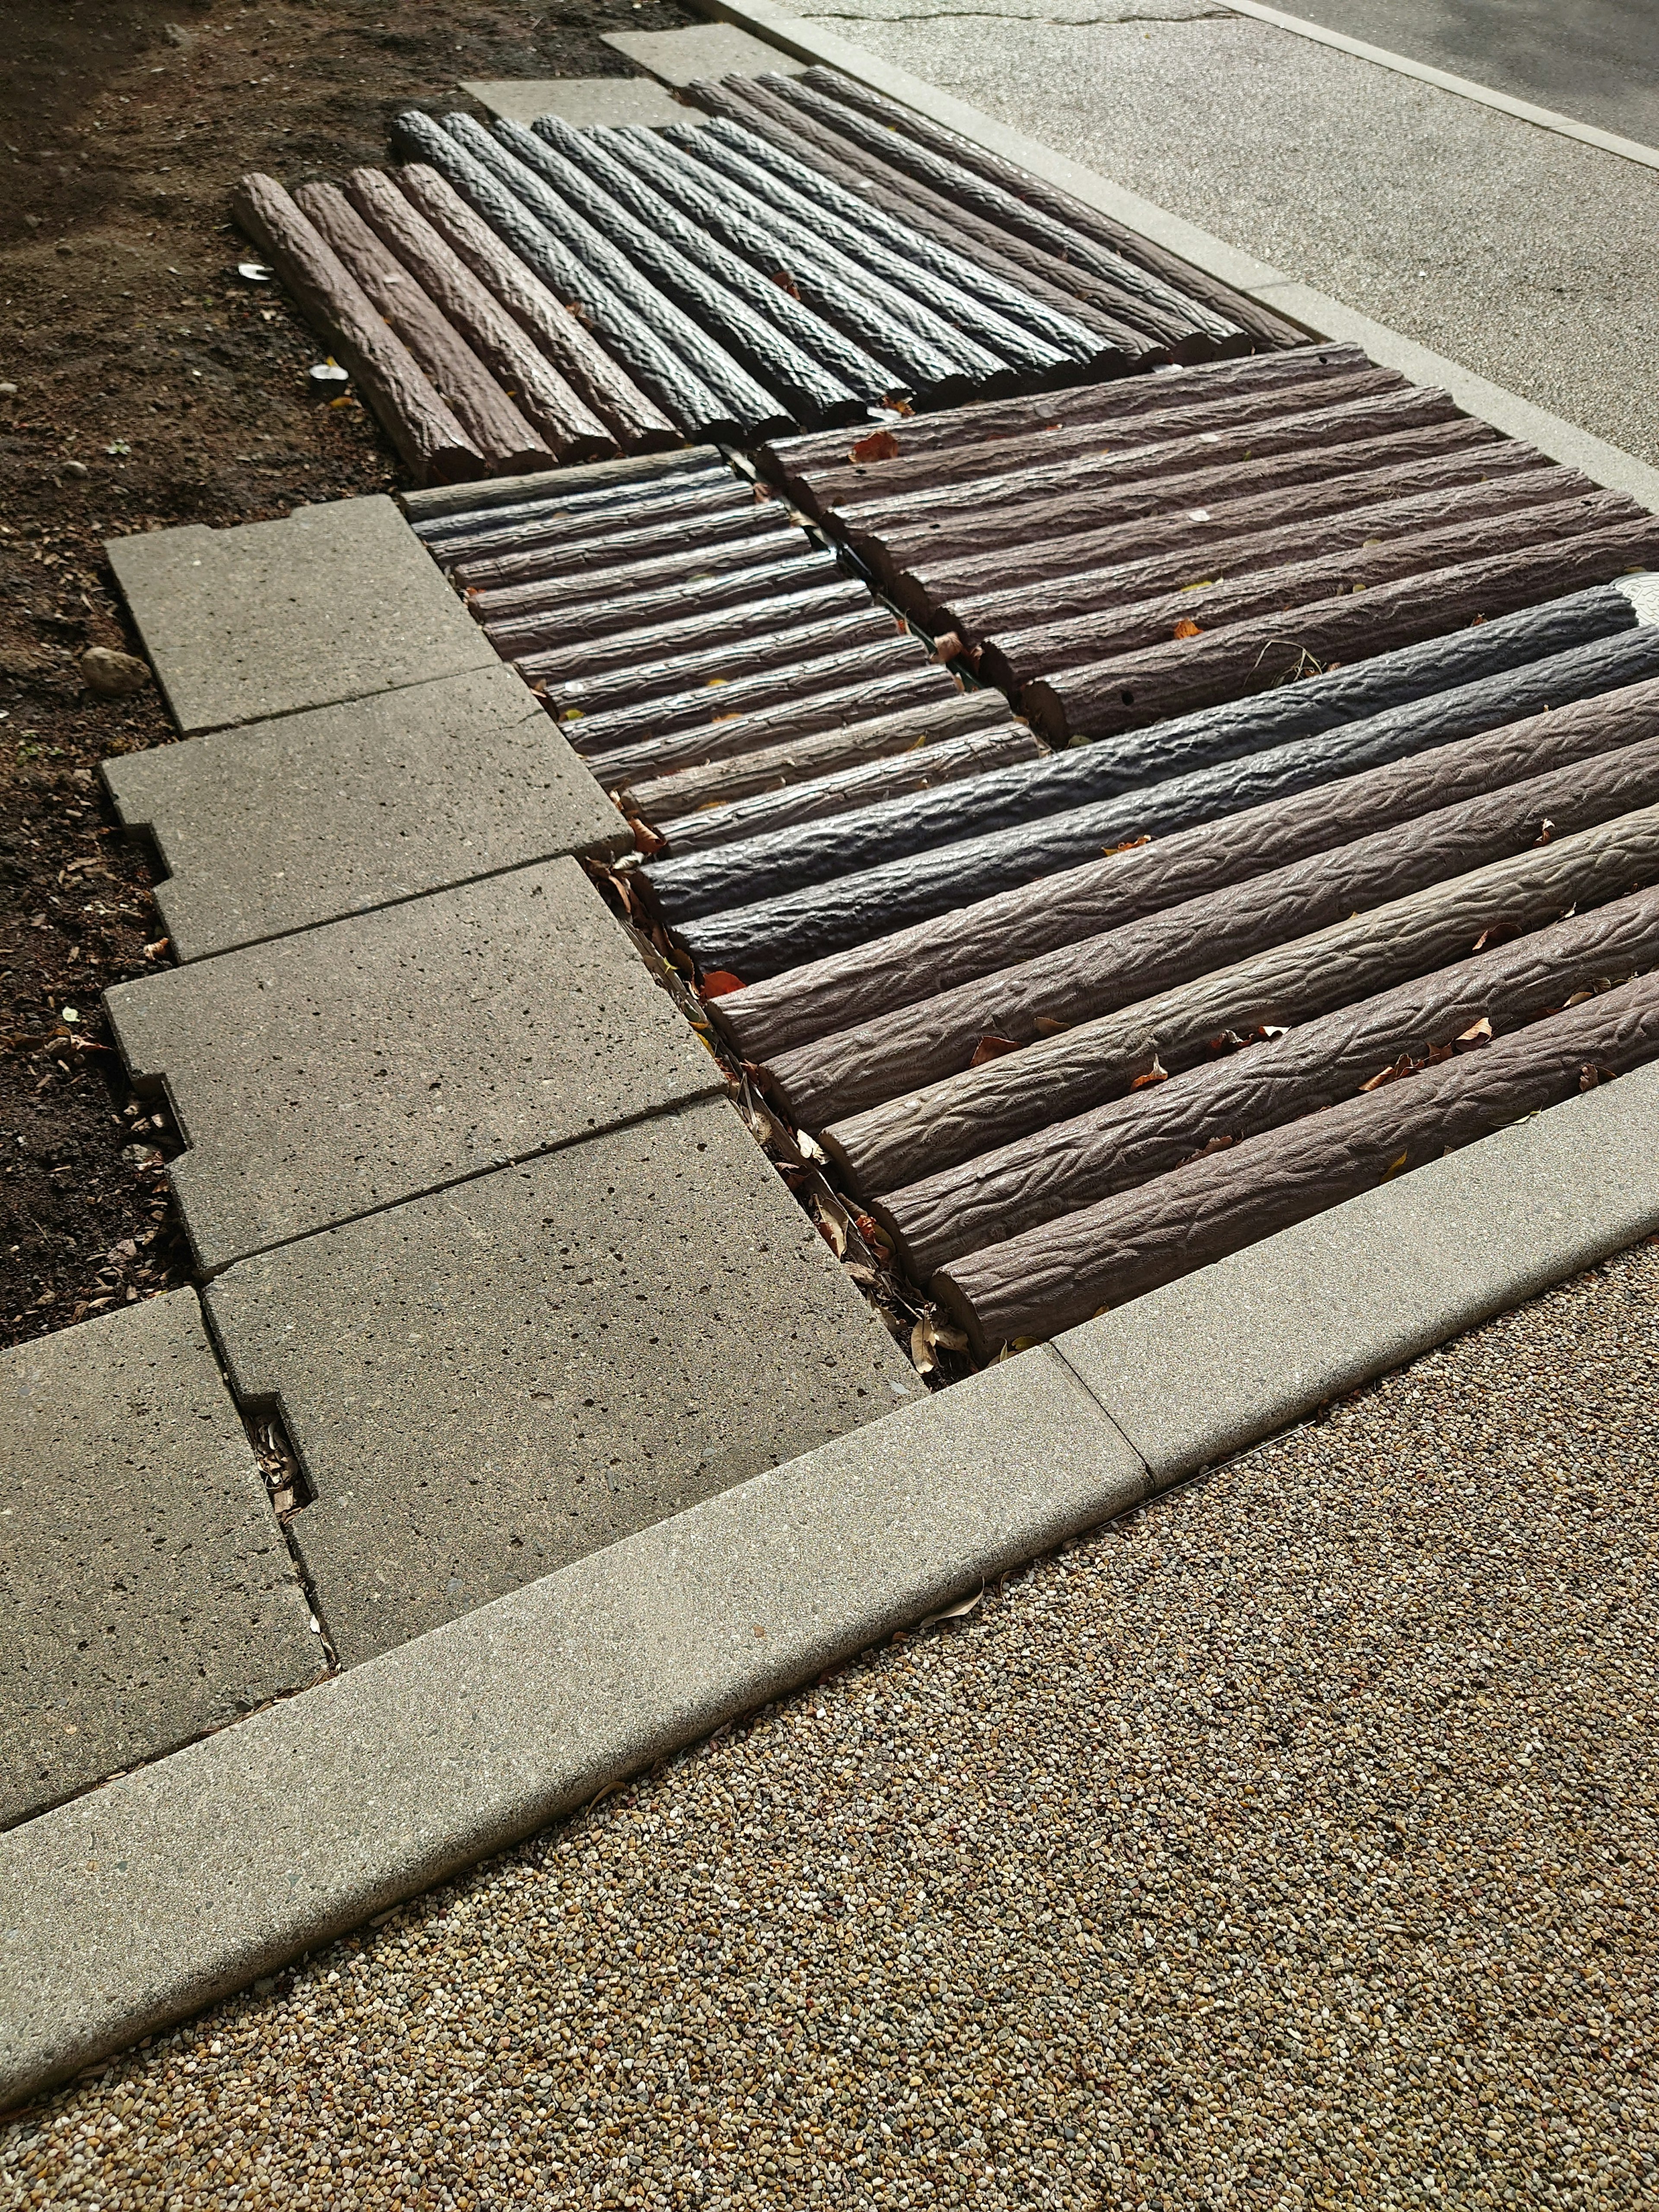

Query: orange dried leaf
[1172,617,1203,640]
[1130,1055,1169,1090]
[969,1034,1021,1067]
[849,427,901,464]
[699,970,745,1001]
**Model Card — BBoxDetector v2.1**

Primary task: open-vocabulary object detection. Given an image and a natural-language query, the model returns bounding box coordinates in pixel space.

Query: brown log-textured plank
[878,886,1659,1281]
[791,367,1399,521]
[650,721,1041,850]
[231,173,482,485]
[943,463,1586,646]
[395,161,680,454]
[981,489,1640,694]
[619,689,1009,816]
[819,800,1659,1196]
[934,972,1659,1354]
[292,181,551,477]
[583,660,953,789]
[766,709,1659,1129]
[756,344,1373,494]
[1025,517,1659,742]
[344,165,618,464]
[857,416,1500,585]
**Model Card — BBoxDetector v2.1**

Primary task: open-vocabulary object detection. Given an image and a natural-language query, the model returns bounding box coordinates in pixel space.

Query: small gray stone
[204,1098,920,1665]
[0,1290,319,1832]
[102,664,626,962]
[602,25,810,84]
[105,496,495,734]
[104,860,721,1273]
[79,646,149,698]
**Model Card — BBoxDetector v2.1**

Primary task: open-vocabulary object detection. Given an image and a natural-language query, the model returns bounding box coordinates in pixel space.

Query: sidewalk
[8,1239,1654,2203]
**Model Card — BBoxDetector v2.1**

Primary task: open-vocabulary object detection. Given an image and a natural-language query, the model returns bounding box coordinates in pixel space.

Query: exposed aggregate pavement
[4,1243,1657,2209]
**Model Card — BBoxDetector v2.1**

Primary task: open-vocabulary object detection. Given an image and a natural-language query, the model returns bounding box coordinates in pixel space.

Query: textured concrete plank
[204,1098,924,1666]
[604,23,809,82]
[1054,1063,1659,1484]
[0,1291,320,1834]
[103,666,625,964]
[0,1344,1141,2102]
[106,497,496,735]
[104,861,720,1274]
[459,76,696,127]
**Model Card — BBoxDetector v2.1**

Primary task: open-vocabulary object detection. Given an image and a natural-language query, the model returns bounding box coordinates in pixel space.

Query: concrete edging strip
[689,0,1659,514]
[6,1065,1659,2103]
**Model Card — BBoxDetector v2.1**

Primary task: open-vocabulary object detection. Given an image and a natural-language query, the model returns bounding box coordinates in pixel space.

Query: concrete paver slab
[458,77,696,128]
[203,1097,922,1667]
[106,497,496,735]
[105,861,721,1274]
[604,24,809,83]
[1053,1059,1659,1484]
[0,1290,319,1833]
[103,666,625,963]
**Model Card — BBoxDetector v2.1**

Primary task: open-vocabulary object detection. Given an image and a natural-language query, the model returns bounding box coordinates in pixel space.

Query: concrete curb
[690,0,1659,514]
[6,1063,1658,2106]
[1218,0,1659,176]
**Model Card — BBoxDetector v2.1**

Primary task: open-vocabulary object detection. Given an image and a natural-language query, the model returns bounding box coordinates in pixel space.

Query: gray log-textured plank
[687,76,1153,360]
[516,579,872,688]
[675,606,1659,982]
[880,887,1659,1279]
[467,528,805,630]
[766,708,1659,1129]
[934,973,1659,1354]
[453,504,786,595]
[1028,518,1659,742]
[819,800,1659,1195]
[433,478,753,570]
[395,162,679,454]
[232,174,480,485]
[482,552,837,660]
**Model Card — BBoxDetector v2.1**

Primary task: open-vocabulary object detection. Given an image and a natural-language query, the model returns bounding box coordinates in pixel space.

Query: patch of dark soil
[0,0,697,1348]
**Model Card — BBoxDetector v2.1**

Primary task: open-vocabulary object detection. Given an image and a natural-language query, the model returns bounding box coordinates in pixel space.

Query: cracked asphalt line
[5,1240,1656,2206]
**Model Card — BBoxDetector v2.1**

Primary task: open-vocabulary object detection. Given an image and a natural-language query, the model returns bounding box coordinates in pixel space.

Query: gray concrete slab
[0,1341,1137,2099]
[103,667,625,964]
[459,76,698,128]
[0,1290,320,1834]
[203,1097,925,1669]
[104,861,720,1275]
[788,0,1659,467]
[604,23,808,83]
[106,497,497,736]
[1053,1061,1659,1485]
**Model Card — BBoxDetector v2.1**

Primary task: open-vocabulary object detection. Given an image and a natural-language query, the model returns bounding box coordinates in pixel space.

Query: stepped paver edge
[6,1061,1659,2106]
[690,0,1659,515]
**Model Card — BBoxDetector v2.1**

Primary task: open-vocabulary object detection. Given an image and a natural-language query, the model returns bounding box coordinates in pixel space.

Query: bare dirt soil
[0,0,695,1347]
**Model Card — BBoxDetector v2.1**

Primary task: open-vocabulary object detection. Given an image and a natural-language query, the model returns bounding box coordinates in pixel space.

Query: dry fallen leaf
[698,969,745,1000]
[1172,617,1203,640]
[910,1312,969,1374]
[1579,1063,1617,1090]
[629,815,666,858]
[849,426,901,464]
[931,630,963,662]
[1454,1016,1493,1050]
[969,1034,1021,1066]
[1130,1055,1169,1090]
[1032,1015,1071,1037]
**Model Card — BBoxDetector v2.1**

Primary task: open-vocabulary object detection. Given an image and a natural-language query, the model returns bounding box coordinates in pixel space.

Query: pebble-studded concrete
[5,1243,1656,2209]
